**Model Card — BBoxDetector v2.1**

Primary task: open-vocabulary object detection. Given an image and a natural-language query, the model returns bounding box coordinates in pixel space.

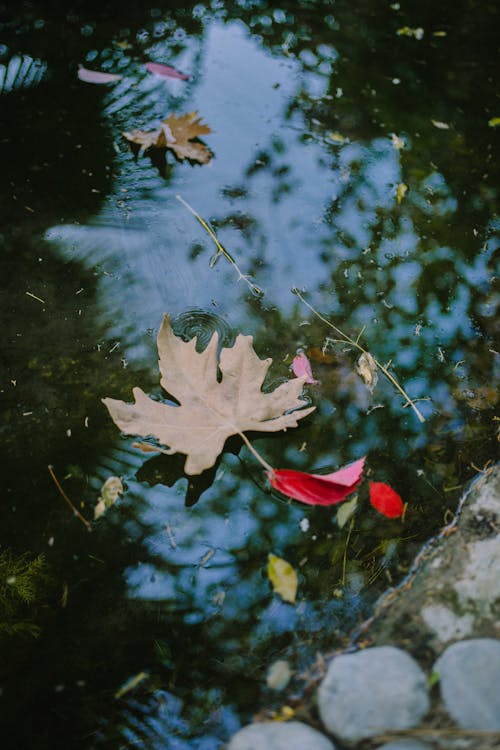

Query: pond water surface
[0,2,498,748]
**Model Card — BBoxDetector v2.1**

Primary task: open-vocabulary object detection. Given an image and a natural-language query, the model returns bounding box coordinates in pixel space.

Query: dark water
[0,1,498,748]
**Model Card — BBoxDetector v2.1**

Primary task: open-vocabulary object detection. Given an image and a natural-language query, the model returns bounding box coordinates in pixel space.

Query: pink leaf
[369,481,404,518]
[268,457,365,506]
[144,62,189,81]
[292,352,319,384]
[77,65,122,84]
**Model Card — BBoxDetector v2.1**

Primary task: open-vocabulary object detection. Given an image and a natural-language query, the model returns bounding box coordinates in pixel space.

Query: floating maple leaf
[103,315,314,475]
[123,111,212,164]
[268,457,365,506]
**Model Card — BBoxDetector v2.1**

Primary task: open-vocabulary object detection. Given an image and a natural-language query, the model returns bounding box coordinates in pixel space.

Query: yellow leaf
[268,553,298,604]
[390,133,405,150]
[328,131,346,144]
[93,477,123,520]
[396,26,424,39]
[488,117,500,128]
[431,119,450,130]
[93,499,106,521]
[100,476,124,507]
[336,496,358,529]
[396,182,408,204]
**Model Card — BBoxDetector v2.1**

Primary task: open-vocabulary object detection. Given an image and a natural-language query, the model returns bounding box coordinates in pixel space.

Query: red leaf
[369,481,404,518]
[268,457,365,506]
[144,62,189,80]
[77,65,122,84]
[292,352,319,384]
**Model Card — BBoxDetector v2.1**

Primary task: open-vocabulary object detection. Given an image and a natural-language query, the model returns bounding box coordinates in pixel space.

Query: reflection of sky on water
[38,14,498,745]
[44,18,496,393]
[44,22,400,341]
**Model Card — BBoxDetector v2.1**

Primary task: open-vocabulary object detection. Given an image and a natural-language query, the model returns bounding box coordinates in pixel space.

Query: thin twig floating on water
[293,289,426,423]
[48,465,92,531]
[176,195,263,297]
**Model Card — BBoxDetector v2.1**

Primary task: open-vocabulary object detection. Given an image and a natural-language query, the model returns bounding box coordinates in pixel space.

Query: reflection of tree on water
[0,2,498,749]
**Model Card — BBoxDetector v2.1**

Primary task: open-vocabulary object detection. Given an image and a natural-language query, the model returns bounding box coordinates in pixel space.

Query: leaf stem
[293,289,426,423]
[341,517,354,586]
[238,432,275,475]
[176,195,263,297]
[48,465,92,531]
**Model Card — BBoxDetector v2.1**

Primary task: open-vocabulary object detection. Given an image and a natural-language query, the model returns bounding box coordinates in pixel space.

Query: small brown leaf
[123,111,212,164]
[356,351,378,392]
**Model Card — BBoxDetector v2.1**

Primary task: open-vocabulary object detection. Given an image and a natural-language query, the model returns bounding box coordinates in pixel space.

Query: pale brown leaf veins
[103,315,315,475]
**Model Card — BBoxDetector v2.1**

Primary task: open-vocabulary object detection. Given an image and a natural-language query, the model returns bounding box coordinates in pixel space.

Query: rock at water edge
[434,638,500,730]
[318,646,429,743]
[228,720,336,750]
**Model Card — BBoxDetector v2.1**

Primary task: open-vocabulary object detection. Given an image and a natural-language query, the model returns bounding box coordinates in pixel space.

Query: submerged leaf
[268,457,365,506]
[390,133,405,150]
[266,660,293,690]
[396,182,408,204]
[356,351,379,392]
[431,119,450,130]
[369,481,404,518]
[94,476,123,519]
[103,315,314,475]
[292,351,319,384]
[100,476,124,506]
[336,495,358,528]
[77,65,122,84]
[123,111,212,164]
[144,61,189,80]
[396,26,424,39]
[328,131,347,144]
[268,554,298,603]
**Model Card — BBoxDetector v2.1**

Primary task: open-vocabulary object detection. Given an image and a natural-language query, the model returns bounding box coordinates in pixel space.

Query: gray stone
[227,720,336,750]
[317,646,429,743]
[434,638,500,730]
[375,742,432,750]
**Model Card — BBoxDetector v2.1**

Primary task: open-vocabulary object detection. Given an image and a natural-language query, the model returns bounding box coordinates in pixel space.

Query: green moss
[0,550,52,639]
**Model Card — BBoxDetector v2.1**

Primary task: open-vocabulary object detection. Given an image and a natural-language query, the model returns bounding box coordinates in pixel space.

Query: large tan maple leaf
[123,111,212,164]
[103,315,315,475]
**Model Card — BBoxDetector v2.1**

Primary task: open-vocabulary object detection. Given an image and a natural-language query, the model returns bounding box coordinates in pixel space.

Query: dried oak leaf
[123,111,212,164]
[103,315,314,475]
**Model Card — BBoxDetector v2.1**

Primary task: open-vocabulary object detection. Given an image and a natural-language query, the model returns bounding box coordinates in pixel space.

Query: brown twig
[48,465,92,531]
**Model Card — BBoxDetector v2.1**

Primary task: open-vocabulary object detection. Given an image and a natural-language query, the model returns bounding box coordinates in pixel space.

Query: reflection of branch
[293,289,426,423]
[48,465,92,531]
[176,195,263,297]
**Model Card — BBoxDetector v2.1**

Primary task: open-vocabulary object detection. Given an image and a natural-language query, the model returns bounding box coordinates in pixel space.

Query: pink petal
[292,352,319,384]
[144,62,189,81]
[268,457,365,506]
[369,481,404,518]
[77,65,122,84]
